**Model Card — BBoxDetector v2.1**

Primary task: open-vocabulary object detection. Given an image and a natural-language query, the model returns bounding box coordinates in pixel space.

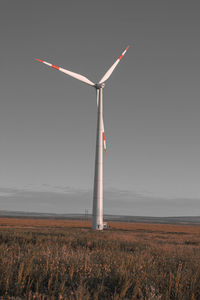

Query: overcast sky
[0,0,200,216]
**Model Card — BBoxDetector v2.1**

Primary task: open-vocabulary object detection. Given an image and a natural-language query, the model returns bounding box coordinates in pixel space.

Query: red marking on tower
[51,64,59,70]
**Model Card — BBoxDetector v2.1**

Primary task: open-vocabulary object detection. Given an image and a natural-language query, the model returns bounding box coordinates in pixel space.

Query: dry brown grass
[0,218,91,229]
[1,217,200,233]
[110,221,200,234]
[0,218,200,299]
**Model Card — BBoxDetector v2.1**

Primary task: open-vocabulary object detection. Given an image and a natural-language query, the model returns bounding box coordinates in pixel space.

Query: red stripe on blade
[102,132,105,140]
[118,54,123,60]
[51,64,59,70]
[35,58,44,63]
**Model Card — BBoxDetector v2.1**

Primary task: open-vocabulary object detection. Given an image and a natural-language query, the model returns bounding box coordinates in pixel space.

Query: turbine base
[92,223,104,231]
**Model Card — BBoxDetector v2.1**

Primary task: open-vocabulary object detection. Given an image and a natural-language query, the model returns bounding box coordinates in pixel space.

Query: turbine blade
[96,89,99,107]
[35,58,95,86]
[99,46,129,84]
[96,90,106,155]
[102,119,107,156]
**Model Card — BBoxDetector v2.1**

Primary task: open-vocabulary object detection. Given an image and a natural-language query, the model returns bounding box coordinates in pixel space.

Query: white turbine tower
[35,46,129,230]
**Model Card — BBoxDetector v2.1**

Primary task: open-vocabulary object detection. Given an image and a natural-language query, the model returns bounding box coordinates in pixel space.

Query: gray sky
[0,0,200,216]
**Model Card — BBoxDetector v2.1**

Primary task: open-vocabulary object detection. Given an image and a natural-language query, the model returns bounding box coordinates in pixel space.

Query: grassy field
[0,218,200,299]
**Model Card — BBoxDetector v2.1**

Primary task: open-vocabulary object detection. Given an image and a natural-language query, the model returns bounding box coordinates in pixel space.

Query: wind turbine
[35,46,129,230]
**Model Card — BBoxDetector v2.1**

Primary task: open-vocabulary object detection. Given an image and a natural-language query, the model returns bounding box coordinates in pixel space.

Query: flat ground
[0,218,200,299]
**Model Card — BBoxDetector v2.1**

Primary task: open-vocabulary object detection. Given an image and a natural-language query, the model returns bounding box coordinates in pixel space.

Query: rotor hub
[95,83,105,89]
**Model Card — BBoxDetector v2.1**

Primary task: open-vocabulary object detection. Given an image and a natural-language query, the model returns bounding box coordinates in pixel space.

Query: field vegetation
[0,218,200,299]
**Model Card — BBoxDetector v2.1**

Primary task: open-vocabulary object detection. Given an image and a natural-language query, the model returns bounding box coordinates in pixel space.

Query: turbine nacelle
[95,83,105,89]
